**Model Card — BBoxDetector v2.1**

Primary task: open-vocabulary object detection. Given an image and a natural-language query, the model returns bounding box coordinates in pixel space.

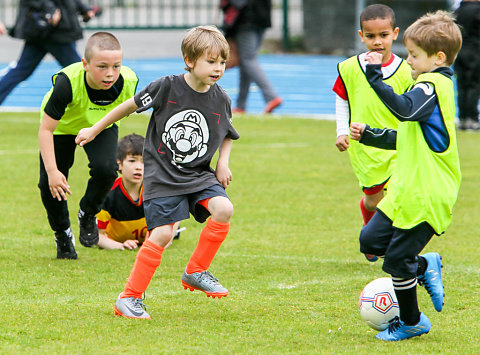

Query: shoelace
[129,297,149,312]
[199,271,220,285]
[418,273,437,296]
[387,316,402,334]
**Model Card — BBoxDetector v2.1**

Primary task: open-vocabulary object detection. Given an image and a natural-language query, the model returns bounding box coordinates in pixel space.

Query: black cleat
[78,209,99,247]
[55,229,78,259]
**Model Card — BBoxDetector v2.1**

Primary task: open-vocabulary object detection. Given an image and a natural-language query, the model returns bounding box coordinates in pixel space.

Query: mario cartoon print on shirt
[162,109,209,166]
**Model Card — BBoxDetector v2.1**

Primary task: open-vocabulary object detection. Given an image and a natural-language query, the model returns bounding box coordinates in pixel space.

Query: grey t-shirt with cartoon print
[134,74,240,200]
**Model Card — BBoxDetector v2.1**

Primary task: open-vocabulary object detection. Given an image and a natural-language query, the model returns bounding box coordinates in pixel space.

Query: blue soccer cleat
[418,252,444,312]
[376,313,431,341]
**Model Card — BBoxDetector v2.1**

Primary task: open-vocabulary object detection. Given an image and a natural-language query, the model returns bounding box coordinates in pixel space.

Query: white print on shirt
[162,109,209,166]
[140,93,152,106]
[414,83,434,96]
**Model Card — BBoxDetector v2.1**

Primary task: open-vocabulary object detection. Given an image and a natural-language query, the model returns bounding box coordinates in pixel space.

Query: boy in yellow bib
[350,11,462,341]
[333,4,412,239]
[38,32,138,259]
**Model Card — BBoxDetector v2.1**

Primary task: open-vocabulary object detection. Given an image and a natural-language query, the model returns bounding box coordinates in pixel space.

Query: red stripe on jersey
[332,76,347,100]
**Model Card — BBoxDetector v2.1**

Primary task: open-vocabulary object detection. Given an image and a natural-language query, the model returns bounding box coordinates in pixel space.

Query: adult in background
[454,0,480,130]
[221,0,283,114]
[0,0,96,105]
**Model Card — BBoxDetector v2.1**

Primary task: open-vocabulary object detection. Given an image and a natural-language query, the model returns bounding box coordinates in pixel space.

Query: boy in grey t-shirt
[76,25,239,319]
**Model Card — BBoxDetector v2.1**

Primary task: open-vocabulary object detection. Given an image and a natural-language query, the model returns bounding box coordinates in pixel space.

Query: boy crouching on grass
[76,25,239,319]
[96,134,182,250]
[350,11,462,341]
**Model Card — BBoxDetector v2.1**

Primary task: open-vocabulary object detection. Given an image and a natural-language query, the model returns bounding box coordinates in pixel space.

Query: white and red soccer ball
[359,277,399,331]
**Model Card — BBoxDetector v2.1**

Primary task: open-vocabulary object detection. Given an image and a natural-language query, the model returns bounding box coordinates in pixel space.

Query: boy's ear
[435,51,447,66]
[184,56,195,70]
[82,58,88,70]
[392,27,399,40]
[117,159,122,173]
[357,30,365,43]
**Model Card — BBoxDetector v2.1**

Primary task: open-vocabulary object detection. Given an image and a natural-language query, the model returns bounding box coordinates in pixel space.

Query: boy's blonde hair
[85,32,122,62]
[403,10,462,66]
[181,25,230,71]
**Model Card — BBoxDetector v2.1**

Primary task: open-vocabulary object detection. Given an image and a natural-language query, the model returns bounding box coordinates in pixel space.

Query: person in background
[221,0,282,114]
[332,4,412,258]
[0,0,96,105]
[454,0,480,130]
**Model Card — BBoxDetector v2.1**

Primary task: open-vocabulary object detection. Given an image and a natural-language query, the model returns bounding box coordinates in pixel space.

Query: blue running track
[0,54,342,116]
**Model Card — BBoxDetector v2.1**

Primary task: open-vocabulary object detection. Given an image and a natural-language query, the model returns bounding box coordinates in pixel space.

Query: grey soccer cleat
[114,294,151,319]
[182,270,229,298]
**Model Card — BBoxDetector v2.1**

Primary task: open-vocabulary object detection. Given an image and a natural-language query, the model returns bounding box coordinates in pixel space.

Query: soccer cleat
[182,269,229,298]
[174,226,186,240]
[418,252,444,312]
[264,97,283,113]
[114,294,151,319]
[55,228,77,259]
[376,313,431,341]
[78,209,99,247]
[364,253,378,262]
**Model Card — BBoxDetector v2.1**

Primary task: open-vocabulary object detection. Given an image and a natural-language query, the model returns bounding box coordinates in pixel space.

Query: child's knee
[359,227,382,255]
[210,197,234,223]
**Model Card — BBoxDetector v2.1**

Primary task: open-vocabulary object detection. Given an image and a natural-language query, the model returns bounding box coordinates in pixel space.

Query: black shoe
[78,209,99,247]
[55,229,78,259]
[174,226,186,240]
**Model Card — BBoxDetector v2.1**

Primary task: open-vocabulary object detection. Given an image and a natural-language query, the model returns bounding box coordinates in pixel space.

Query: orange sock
[360,197,376,226]
[186,218,230,274]
[122,239,164,299]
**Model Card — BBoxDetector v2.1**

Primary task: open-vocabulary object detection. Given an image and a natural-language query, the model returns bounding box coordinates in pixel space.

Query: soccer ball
[359,277,399,331]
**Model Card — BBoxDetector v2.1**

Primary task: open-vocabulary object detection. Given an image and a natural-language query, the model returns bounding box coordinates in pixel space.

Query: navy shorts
[359,209,434,278]
[143,184,229,230]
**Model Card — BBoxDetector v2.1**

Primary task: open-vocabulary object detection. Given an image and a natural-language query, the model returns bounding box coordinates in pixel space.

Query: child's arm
[364,52,437,122]
[75,97,138,146]
[97,229,139,250]
[333,76,350,151]
[350,123,397,150]
[39,113,72,201]
[216,138,233,188]
[335,95,350,151]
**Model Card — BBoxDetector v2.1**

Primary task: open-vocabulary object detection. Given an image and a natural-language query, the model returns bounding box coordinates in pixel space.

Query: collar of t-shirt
[84,72,125,106]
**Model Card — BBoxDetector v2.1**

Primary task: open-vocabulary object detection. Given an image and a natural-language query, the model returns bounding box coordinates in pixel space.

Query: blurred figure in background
[454,0,480,130]
[221,0,283,114]
[0,0,96,105]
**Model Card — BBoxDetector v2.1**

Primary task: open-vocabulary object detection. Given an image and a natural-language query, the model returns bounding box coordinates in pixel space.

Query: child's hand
[350,122,366,141]
[336,134,350,151]
[365,51,383,65]
[75,127,96,147]
[48,170,72,201]
[122,240,139,250]
[216,162,232,188]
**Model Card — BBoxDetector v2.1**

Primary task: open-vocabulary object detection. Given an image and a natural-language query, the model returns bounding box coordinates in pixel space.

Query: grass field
[1,112,479,354]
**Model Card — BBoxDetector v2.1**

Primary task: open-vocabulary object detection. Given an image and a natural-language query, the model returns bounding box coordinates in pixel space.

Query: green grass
[0,112,479,354]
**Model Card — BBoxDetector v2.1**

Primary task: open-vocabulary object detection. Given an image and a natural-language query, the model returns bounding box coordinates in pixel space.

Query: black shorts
[143,184,229,229]
[359,209,435,278]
